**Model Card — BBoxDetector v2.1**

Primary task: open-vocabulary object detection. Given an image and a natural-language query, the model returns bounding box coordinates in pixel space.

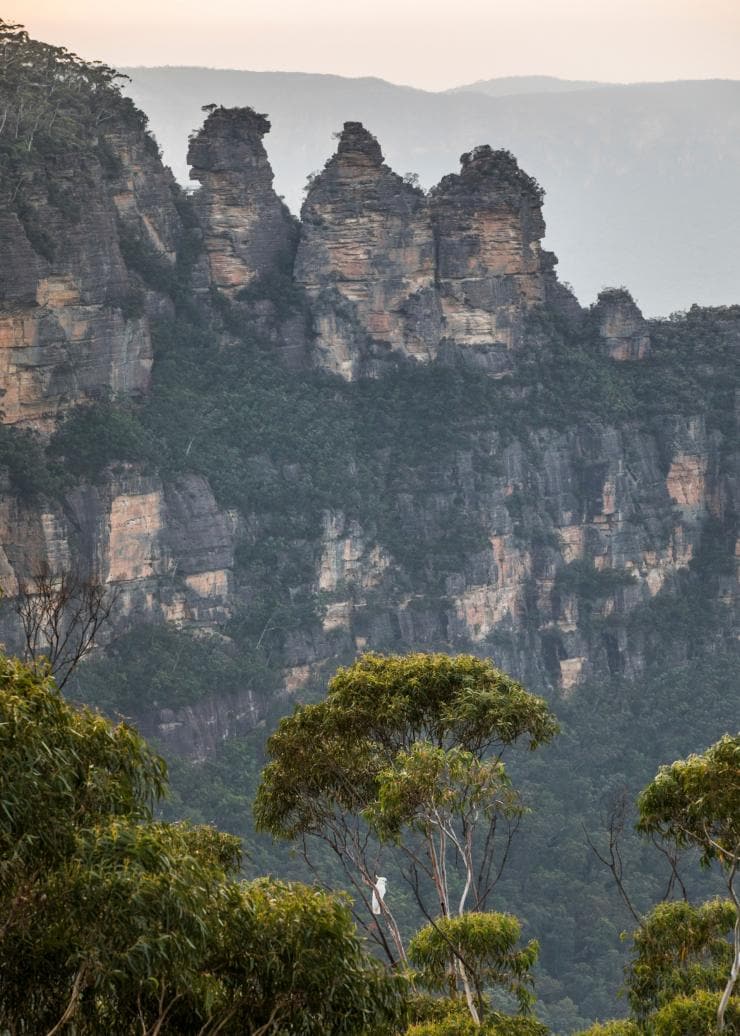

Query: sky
[8,0,740,90]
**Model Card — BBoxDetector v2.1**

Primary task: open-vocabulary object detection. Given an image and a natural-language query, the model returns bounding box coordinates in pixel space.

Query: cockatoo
[371,876,387,915]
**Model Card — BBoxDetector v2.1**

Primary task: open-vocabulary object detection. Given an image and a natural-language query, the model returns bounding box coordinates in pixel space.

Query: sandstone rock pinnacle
[188,106,297,295]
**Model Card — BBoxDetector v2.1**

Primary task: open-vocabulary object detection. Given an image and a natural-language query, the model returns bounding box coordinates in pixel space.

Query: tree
[626,899,736,1022]
[255,652,558,1021]
[14,563,120,688]
[637,735,740,1031]
[0,651,409,1034]
[409,912,539,1024]
[195,878,408,1035]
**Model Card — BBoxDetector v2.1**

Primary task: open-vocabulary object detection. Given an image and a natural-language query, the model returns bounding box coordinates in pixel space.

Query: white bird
[371,876,387,915]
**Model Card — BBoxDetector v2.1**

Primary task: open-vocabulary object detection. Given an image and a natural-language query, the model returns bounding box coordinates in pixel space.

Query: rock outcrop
[294,126,576,378]
[430,146,563,371]
[188,106,297,296]
[0,122,182,432]
[295,122,440,378]
[591,288,651,360]
[0,469,237,653]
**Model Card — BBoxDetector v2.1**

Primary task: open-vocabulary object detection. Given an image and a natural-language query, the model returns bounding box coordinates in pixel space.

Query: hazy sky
[9,0,740,90]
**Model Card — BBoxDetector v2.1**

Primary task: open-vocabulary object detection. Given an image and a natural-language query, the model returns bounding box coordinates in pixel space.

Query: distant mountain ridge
[445,74,608,96]
[122,68,740,316]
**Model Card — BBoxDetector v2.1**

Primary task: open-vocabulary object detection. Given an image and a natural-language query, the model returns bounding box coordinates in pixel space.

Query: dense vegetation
[0,653,407,1034]
[3,650,737,1032]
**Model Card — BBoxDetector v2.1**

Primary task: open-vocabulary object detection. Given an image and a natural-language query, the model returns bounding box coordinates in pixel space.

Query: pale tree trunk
[46,965,87,1036]
[717,857,739,1031]
[456,957,481,1026]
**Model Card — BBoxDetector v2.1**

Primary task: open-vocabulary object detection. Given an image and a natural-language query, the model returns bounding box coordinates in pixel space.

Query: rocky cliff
[292,125,577,377]
[294,121,440,378]
[0,116,183,432]
[0,79,736,759]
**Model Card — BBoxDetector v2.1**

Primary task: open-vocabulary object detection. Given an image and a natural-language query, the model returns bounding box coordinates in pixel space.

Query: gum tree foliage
[409,911,540,1024]
[406,998,548,1036]
[627,899,736,1020]
[578,736,740,1035]
[0,18,142,169]
[254,651,558,1022]
[575,900,739,1036]
[0,653,407,1034]
[637,735,740,1031]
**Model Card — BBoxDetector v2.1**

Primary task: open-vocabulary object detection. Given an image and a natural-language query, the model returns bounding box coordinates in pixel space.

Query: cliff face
[0,468,236,651]
[188,107,297,296]
[0,121,182,432]
[302,412,736,697]
[430,146,563,370]
[0,95,736,761]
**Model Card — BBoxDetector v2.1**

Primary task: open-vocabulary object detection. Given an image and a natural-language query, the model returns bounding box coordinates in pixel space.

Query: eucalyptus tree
[409,911,540,1026]
[637,734,740,1031]
[0,652,408,1034]
[254,651,558,1005]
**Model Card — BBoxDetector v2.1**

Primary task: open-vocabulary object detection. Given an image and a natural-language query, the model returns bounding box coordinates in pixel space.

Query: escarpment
[0,115,183,431]
[0,92,737,757]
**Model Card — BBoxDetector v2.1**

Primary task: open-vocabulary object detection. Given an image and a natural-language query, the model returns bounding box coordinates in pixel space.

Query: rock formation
[0,94,736,756]
[591,288,651,360]
[0,122,181,432]
[430,145,563,371]
[187,106,297,296]
[294,127,576,377]
[0,469,236,650]
[295,122,440,378]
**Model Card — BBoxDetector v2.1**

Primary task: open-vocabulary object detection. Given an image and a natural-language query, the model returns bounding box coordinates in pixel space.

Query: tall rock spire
[294,122,440,379]
[188,107,297,296]
[295,127,575,379]
[430,146,561,368]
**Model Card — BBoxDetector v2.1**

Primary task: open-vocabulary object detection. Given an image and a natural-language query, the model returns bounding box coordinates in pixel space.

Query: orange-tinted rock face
[0,470,237,650]
[188,107,297,296]
[295,128,572,378]
[430,146,559,367]
[295,122,440,378]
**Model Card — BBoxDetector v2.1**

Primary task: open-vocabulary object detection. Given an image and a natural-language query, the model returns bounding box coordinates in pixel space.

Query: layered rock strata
[0,124,182,431]
[430,145,562,370]
[187,107,297,296]
[293,126,573,378]
[294,122,440,378]
[0,469,237,650]
[283,409,737,704]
